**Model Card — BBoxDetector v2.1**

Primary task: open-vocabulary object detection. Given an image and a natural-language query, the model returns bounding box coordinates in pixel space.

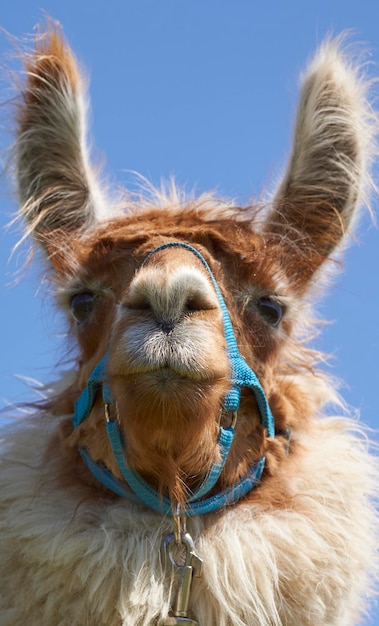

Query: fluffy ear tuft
[14,20,107,260]
[265,36,378,291]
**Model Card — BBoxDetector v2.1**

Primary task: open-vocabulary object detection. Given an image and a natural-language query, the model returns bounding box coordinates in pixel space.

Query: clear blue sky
[0,2,378,623]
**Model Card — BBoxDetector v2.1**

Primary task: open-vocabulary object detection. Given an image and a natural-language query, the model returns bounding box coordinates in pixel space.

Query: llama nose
[123,265,219,328]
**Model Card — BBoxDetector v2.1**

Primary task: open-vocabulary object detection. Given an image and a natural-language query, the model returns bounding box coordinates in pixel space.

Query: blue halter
[73,242,275,516]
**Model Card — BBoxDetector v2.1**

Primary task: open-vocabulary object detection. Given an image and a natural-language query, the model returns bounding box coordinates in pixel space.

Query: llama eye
[70,292,96,324]
[257,297,283,327]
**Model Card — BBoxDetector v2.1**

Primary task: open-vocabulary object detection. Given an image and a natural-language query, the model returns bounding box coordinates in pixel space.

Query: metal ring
[219,408,238,428]
[104,403,112,422]
[173,504,187,544]
[105,402,120,423]
[163,532,196,568]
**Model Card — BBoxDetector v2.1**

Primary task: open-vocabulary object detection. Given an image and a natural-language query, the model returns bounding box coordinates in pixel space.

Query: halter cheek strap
[73,242,275,516]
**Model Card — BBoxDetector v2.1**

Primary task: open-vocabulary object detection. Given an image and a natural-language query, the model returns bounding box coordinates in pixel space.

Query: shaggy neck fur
[1,409,377,626]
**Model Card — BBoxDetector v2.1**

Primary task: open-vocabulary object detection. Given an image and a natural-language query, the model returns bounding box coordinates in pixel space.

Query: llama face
[57,217,289,501]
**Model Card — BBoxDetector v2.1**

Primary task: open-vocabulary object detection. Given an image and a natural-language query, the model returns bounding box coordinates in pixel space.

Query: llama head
[14,23,376,506]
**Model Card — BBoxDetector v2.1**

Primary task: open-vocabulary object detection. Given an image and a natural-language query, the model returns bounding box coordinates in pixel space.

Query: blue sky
[0,1,378,622]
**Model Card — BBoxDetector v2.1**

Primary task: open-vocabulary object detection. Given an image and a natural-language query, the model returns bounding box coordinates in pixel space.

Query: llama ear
[265,38,376,292]
[15,22,106,263]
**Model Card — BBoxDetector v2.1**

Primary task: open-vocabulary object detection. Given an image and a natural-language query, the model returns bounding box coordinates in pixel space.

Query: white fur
[0,410,377,626]
[120,318,224,373]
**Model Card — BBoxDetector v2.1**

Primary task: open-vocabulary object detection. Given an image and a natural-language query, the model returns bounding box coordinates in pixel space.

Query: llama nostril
[185,294,208,312]
[160,322,175,334]
[122,292,151,311]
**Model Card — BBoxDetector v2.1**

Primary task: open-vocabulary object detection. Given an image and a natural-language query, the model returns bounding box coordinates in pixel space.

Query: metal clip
[158,528,202,626]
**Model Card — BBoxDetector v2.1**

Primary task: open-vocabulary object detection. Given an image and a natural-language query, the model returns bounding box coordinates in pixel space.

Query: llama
[0,22,378,626]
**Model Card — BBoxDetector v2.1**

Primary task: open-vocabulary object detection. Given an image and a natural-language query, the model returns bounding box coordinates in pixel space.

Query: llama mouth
[108,361,228,406]
[147,368,197,392]
[151,365,222,384]
[115,364,223,385]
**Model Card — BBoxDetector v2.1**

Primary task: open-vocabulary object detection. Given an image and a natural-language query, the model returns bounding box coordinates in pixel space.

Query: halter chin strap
[73,242,275,516]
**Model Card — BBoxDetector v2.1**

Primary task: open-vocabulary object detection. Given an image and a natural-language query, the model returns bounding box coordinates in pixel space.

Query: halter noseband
[73,242,275,516]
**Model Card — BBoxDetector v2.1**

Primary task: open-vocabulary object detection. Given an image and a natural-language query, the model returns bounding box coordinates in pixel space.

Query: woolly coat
[1,409,376,626]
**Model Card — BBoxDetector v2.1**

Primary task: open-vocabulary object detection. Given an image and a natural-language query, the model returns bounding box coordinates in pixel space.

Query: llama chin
[0,22,378,626]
